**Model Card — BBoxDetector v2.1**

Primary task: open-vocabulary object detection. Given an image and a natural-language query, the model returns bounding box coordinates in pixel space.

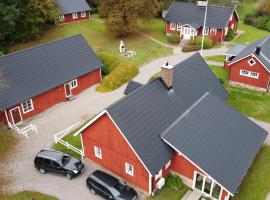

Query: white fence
[54,122,84,158]
[8,122,37,139]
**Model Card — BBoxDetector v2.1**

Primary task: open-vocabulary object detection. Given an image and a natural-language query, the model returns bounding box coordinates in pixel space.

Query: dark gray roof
[0,34,102,110]
[225,44,248,56]
[55,0,91,15]
[230,36,270,71]
[106,53,228,175]
[164,1,236,29]
[161,92,267,194]
[124,81,144,95]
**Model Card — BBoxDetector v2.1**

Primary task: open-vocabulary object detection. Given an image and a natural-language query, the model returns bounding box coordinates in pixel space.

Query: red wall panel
[2,69,101,124]
[229,55,270,89]
[59,11,90,24]
[220,189,229,200]
[166,21,172,34]
[82,113,150,193]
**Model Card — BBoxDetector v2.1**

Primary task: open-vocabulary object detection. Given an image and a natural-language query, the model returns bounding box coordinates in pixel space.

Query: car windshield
[114,181,126,193]
[61,155,71,166]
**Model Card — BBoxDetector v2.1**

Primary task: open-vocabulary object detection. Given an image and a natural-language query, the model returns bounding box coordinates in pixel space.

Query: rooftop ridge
[173,1,234,9]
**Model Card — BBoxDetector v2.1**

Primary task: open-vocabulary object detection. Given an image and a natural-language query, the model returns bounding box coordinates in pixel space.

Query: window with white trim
[230,14,233,21]
[210,28,217,35]
[70,79,78,89]
[94,146,102,159]
[248,58,256,66]
[231,23,234,30]
[72,12,78,19]
[170,22,176,30]
[81,11,86,17]
[59,15,65,21]
[165,160,171,169]
[203,27,209,35]
[21,99,34,113]
[125,162,134,176]
[240,70,259,79]
[155,169,162,180]
[177,24,181,31]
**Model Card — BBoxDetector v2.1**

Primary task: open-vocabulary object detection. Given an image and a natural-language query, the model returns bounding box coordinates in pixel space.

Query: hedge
[195,36,213,49]
[96,61,139,92]
[97,52,123,76]
[167,32,180,44]
[182,45,201,52]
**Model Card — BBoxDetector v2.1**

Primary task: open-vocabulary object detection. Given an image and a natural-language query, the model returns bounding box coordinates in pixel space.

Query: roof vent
[197,1,207,7]
[255,46,261,55]
[161,61,174,89]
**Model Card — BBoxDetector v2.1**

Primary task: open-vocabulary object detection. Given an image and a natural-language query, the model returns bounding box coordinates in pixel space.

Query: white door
[182,27,191,40]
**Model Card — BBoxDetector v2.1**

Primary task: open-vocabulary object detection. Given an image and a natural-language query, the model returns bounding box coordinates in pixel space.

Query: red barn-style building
[0,34,102,125]
[224,36,270,91]
[163,1,239,43]
[55,0,91,24]
[76,53,267,200]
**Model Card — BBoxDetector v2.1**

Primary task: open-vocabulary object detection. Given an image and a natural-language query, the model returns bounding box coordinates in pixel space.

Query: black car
[86,170,138,200]
[34,150,84,179]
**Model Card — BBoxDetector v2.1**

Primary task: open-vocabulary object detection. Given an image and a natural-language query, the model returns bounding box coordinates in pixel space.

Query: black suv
[86,170,138,200]
[34,150,84,179]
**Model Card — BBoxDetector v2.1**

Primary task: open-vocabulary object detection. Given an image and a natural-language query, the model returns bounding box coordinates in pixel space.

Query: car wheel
[67,172,73,180]
[90,188,96,195]
[39,168,46,174]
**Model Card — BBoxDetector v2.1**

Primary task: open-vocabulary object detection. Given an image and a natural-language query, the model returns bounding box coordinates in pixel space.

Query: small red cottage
[55,0,91,24]
[0,34,102,125]
[75,53,266,200]
[224,36,270,91]
[163,1,239,43]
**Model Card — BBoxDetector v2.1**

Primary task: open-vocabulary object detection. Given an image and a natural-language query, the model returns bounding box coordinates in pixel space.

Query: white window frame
[170,22,176,30]
[165,160,171,169]
[240,70,259,79]
[231,23,234,30]
[125,162,134,176]
[203,27,209,35]
[59,15,65,21]
[177,23,181,31]
[210,28,217,35]
[225,27,228,35]
[70,79,78,89]
[230,14,233,21]
[248,58,256,66]
[81,11,86,18]
[94,146,102,159]
[72,12,78,19]
[21,99,34,114]
[155,169,162,180]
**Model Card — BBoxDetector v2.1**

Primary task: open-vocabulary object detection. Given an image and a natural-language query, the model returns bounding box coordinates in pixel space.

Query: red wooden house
[75,53,267,200]
[55,0,91,24]
[224,36,270,91]
[0,34,102,125]
[163,1,239,43]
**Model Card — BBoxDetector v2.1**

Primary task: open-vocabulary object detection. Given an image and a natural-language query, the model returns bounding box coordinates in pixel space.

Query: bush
[195,36,213,49]
[167,32,180,44]
[256,16,270,30]
[96,61,139,92]
[97,52,123,76]
[166,174,184,189]
[182,45,201,52]
[225,29,235,41]
[244,14,257,26]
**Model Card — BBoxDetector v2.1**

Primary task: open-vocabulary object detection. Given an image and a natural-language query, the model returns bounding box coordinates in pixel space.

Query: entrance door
[10,107,22,124]
[182,27,191,40]
[64,83,72,97]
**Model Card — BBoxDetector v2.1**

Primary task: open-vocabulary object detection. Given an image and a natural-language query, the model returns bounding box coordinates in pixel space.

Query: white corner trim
[160,136,233,197]
[149,174,152,195]
[9,106,23,125]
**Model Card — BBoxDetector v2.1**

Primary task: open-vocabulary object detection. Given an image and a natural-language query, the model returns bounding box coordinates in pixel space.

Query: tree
[101,0,159,36]
[258,0,270,16]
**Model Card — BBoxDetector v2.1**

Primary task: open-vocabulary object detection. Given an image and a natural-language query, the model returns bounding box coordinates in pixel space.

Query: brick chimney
[255,46,261,55]
[161,62,174,89]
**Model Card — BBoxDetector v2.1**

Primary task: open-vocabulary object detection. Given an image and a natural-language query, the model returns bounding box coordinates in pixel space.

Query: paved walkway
[181,190,201,200]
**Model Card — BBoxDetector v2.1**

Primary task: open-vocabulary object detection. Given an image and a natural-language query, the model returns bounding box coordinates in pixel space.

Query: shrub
[97,52,123,76]
[256,16,270,30]
[182,45,201,52]
[188,39,197,45]
[244,14,257,26]
[225,29,235,41]
[195,36,213,49]
[266,21,270,31]
[96,61,139,92]
[167,32,180,44]
[166,174,184,189]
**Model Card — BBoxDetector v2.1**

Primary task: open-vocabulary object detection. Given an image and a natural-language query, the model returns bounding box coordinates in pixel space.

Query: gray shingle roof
[225,44,248,56]
[0,34,102,110]
[230,36,270,71]
[106,53,228,175]
[55,0,91,15]
[161,92,267,194]
[164,1,236,29]
[124,81,144,95]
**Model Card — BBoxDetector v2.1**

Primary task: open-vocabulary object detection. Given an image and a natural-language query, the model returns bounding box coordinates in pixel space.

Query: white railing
[54,122,84,158]
[8,122,38,139]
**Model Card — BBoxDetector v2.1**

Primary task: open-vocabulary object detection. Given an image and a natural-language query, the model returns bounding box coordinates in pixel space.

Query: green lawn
[148,174,189,200]
[2,191,59,200]
[232,145,270,200]
[8,18,172,67]
[204,55,225,63]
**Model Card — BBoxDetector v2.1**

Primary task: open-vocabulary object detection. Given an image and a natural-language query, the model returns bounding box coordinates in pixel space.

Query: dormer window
[248,58,256,66]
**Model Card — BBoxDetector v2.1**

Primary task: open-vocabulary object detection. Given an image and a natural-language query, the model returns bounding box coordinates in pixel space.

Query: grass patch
[235,22,269,44]
[232,145,270,200]
[237,0,258,20]
[148,174,189,200]
[204,55,225,63]
[2,191,59,200]
[8,18,172,67]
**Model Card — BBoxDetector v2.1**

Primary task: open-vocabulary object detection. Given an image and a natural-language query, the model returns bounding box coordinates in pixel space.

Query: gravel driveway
[2,47,236,200]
